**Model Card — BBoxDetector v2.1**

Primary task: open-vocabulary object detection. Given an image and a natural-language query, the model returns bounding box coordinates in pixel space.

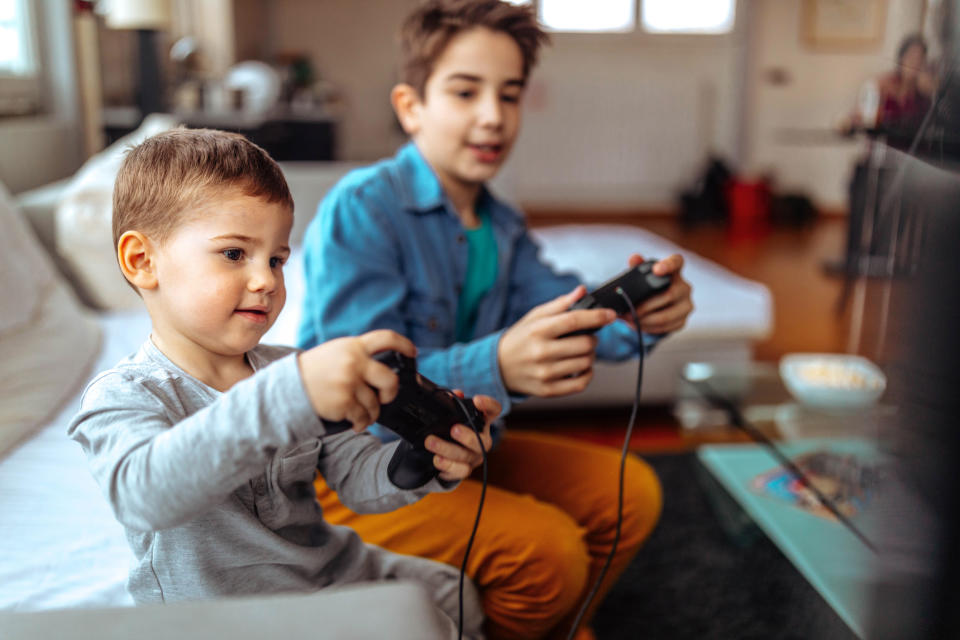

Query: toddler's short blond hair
[112,128,293,251]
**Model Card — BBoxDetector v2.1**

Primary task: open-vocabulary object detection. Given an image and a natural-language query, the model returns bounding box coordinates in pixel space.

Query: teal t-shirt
[455,211,499,343]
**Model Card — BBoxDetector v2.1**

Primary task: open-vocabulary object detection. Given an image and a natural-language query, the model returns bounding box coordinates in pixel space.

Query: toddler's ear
[117,231,158,290]
[391,83,423,136]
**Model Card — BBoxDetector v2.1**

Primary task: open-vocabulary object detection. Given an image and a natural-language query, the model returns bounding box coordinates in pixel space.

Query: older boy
[68,129,500,639]
[298,2,693,638]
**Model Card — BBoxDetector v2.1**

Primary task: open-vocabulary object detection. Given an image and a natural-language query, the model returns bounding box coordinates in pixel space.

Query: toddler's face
[414,27,525,188]
[149,191,292,359]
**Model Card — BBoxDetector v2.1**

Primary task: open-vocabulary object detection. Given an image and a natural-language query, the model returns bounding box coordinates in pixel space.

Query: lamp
[103,0,172,119]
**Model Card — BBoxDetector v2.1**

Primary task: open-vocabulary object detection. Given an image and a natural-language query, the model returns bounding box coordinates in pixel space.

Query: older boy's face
[148,190,292,361]
[414,27,525,188]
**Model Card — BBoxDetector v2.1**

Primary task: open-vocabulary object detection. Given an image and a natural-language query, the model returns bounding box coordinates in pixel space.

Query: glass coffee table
[678,361,892,639]
[676,360,891,442]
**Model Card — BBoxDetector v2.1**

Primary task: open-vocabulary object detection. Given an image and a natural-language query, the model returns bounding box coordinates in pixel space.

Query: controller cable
[565,286,644,640]
[452,394,488,640]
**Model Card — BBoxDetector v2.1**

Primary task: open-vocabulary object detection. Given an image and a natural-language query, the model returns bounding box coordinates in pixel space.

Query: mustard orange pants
[315,430,662,639]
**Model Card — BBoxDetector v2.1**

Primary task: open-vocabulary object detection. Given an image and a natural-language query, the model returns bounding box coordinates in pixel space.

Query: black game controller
[325,351,484,489]
[562,260,671,337]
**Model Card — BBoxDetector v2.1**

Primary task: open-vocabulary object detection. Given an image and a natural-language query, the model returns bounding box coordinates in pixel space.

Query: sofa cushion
[0,182,101,458]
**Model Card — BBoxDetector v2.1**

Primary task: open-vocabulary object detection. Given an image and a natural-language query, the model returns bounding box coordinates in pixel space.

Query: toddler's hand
[423,394,500,482]
[297,330,417,431]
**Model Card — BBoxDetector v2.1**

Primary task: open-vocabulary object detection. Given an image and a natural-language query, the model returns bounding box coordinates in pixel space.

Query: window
[641,0,736,34]
[539,0,635,33]
[0,0,35,76]
[532,0,735,35]
[0,0,39,116]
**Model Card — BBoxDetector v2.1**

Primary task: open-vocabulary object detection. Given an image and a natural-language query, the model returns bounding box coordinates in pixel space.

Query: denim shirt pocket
[403,292,453,348]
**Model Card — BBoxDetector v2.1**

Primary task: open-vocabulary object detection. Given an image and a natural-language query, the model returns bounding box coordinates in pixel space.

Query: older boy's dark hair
[399,0,549,96]
[112,128,293,252]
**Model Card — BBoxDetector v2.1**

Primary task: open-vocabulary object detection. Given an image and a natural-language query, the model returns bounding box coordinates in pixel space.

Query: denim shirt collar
[395,142,526,235]
[396,142,446,213]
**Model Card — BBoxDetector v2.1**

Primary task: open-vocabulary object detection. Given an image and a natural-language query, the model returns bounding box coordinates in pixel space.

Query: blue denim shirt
[297,142,655,422]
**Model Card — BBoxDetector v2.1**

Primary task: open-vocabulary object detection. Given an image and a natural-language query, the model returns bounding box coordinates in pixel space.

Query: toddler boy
[68,129,499,639]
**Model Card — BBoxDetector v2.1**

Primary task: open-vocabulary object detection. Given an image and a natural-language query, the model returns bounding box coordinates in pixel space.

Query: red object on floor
[726,178,772,241]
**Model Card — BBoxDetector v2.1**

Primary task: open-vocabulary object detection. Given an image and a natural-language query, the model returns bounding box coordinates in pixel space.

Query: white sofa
[1,119,772,635]
[0,584,451,640]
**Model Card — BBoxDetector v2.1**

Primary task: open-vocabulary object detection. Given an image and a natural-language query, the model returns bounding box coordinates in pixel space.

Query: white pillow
[54,114,179,310]
[0,182,101,459]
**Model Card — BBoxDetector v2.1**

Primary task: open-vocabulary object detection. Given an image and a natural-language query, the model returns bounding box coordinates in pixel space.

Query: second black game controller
[562,260,671,337]
[326,351,484,489]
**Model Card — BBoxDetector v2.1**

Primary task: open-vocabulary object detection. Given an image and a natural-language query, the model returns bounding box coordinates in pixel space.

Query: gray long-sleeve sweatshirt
[67,340,482,637]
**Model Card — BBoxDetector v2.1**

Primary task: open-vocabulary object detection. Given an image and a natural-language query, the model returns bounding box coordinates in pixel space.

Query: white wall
[742,0,925,208]
[251,0,925,211]
[507,29,746,208]
[2,1,928,206]
[0,118,79,194]
[269,0,420,162]
[266,0,745,210]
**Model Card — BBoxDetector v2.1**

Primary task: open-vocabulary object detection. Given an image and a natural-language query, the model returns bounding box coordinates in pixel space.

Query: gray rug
[593,453,858,640]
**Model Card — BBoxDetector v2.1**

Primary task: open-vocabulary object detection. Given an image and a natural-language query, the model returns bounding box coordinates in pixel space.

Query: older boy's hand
[297,330,417,431]
[624,253,693,335]
[498,288,615,397]
[424,393,499,482]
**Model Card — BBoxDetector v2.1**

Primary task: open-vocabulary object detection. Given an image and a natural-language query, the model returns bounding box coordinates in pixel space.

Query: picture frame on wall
[801,0,888,49]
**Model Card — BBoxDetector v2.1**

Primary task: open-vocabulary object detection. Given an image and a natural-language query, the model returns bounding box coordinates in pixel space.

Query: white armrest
[0,583,449,640]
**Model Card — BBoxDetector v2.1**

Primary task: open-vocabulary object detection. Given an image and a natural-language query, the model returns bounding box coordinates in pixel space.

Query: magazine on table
[751,449,881,520]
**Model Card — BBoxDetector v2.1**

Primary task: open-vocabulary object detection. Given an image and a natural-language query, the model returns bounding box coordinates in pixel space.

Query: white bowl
[779,353,886,411]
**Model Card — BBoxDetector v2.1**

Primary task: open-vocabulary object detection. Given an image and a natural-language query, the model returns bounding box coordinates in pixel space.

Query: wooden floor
[511,213,871,450]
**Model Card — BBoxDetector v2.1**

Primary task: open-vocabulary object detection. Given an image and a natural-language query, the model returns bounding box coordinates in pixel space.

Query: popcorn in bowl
[779,353,886,411]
